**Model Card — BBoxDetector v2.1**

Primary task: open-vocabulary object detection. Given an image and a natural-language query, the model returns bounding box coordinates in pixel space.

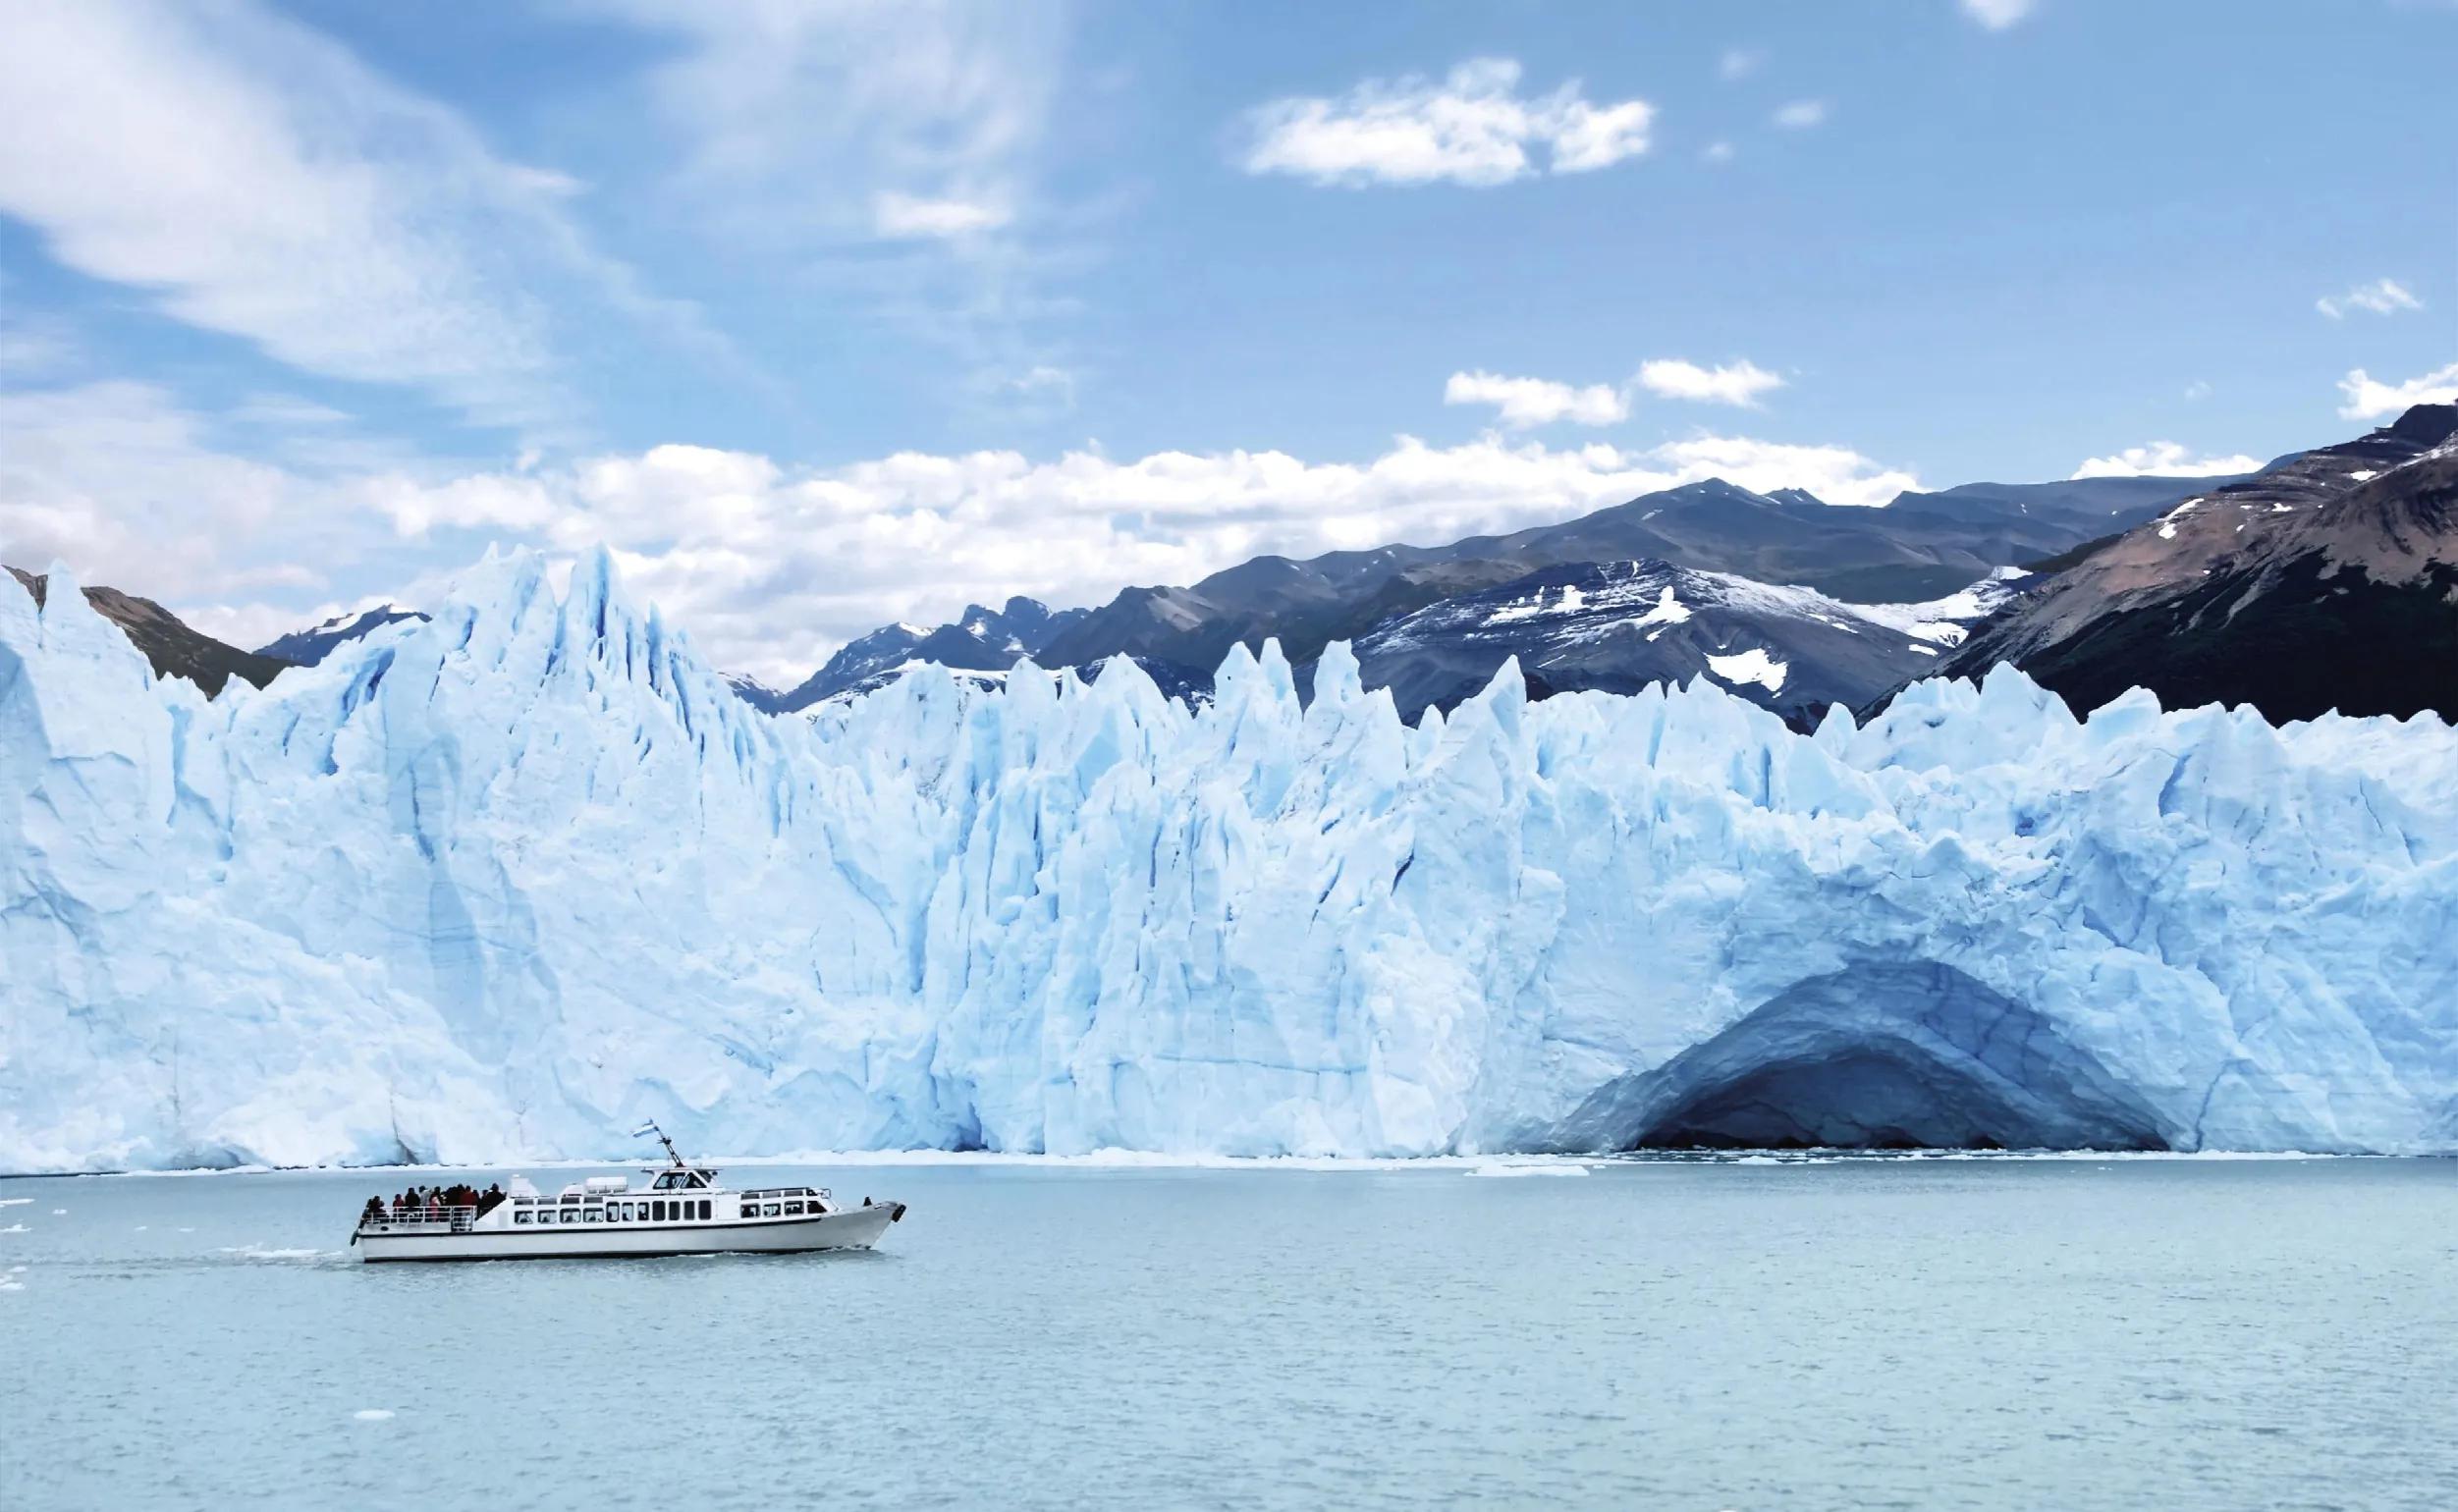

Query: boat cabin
[503,1179,834,1227]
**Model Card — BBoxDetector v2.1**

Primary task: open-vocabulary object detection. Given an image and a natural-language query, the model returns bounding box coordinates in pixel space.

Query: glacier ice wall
[2,548,2455,1171]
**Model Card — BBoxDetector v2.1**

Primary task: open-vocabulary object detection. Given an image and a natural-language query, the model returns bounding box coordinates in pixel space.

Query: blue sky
[0,0,2451,681]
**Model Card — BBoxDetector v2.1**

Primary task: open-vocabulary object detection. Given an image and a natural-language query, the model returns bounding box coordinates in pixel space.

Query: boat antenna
[633,1119,687,1170]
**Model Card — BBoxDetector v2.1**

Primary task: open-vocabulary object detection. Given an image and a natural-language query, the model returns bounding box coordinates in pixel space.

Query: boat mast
[635,1119,688,1170]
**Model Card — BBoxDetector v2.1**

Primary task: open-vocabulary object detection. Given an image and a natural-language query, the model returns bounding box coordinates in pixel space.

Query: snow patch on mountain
[1704,647,1788,691]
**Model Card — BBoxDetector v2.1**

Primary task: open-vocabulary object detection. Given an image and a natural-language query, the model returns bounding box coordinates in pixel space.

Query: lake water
[4,1156,2455,1510]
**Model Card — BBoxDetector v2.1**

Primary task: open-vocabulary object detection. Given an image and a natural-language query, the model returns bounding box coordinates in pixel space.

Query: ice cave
[1550,963,2175,1152]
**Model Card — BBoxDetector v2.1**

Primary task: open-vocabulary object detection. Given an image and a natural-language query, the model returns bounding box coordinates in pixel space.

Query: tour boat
[350,1124,906,1263]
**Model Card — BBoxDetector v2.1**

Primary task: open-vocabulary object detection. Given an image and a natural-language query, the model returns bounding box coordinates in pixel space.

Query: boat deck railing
[357,1206,485,1233]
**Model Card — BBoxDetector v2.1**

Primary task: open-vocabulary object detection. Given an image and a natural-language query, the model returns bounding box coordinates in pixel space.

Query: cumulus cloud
[1772,99,1829,130]
[1237,58,1655,188]
[2069,442,2262,479]
[1443,371,1628,428]
[2336,361,2458,421]
[2316,278,2423,319]
[1719,49,1762,81]
[0,380,1920,685]
[1961,0,2039,27]
[1637,359,1786,408]
[1701,140,1737,166]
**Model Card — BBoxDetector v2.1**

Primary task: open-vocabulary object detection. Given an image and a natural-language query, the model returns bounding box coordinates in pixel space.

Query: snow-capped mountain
[792,473,2199,717]
[5,546,2454,1171]
[5,565,290,696]
[1936,404,2458,722]
[255,605,428,667]
[1028,476,2198,693]
[766,595,1089,711]
[1348,559,2028,725]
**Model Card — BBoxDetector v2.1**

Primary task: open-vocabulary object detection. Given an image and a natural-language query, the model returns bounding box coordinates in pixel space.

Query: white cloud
[0,379,1919,686]
[1961,0,2039,28]
[1637,359,1786,408]
[1444,371,1628,428]
[874,192,1012,240]
[2182,379,2212,401]
[1237,58,1655,188]
[2070,442,2262,479]
[2316,278,2423,319]
[1772,100,1829,130]
[0,1,725,439]
[1702,140,1737,166]
[2336,362,2458,421]
[1719,49,1763,81]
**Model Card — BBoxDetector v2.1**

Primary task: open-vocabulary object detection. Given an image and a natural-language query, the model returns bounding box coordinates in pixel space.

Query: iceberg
[3,547,2455,1172]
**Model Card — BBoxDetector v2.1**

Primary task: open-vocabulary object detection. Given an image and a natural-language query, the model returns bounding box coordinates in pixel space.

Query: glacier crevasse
[2,548,2454,1171]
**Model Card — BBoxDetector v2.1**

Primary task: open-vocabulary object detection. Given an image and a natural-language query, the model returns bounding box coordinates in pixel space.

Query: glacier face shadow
[1551,963,2174,1152]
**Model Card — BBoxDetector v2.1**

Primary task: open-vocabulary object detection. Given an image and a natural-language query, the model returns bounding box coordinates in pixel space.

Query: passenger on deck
[361,1196,384,1225]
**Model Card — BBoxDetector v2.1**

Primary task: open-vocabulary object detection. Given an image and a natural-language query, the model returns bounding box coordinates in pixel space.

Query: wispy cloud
[1772,99,1830,130]
[587,2,1077,412]
[2316,278,2423,319]
[1237,59,1656,188]
[1961,0,2039,29]
[1719,48,1763,81]
[1445,371,1628,428]
[0,0,730,443]
[1702,140,1737,166]
[874,192,1012,240]
[2337,361,2458,420]
[1638,359,1785,408]
[2070,441,2260,479]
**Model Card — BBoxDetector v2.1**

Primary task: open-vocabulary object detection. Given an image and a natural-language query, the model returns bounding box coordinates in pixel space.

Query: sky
[0,0,2451,684]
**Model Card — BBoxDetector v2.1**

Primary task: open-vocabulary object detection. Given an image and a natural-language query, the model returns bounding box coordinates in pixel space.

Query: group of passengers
[358,1183,505,1224]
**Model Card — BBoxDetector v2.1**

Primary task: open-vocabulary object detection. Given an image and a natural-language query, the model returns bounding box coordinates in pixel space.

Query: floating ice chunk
[354,1409,396,1422]
[1465,1161,1592,1177]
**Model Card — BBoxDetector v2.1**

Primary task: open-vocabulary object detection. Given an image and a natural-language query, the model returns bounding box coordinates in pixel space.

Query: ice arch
[1552,962,2174,1151]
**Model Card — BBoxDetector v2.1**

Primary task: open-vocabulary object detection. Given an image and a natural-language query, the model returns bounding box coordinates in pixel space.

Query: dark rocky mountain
[1927,405,2458,723]
[255,605,428,666]
[769,595,1090,711]
[7,566,292,697]
[723,674,795,715]
[1352,558,2022,726]
[1024,476,2200,696]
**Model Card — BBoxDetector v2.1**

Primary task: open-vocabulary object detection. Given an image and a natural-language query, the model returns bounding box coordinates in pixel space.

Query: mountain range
[4,567,290,696]
[255,605,428,666]
[11,406,2450,729]
[1931,405,2458,723]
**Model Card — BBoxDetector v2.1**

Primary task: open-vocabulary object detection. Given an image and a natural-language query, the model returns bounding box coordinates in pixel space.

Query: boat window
[582,1208,599,1223]
[515,1211,530,1225]
[697,1200,710,1219]
[784,1201,804,1216]
[762,1203,781,1217]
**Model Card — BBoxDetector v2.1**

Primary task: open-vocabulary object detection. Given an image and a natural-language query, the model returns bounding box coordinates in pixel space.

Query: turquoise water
[4,1157,2455,1510]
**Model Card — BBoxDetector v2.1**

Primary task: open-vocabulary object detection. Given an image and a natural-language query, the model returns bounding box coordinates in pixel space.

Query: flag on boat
[631,1121,660,1137]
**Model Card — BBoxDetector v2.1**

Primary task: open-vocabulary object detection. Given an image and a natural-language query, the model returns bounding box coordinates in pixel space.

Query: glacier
[2,546,2455,1172]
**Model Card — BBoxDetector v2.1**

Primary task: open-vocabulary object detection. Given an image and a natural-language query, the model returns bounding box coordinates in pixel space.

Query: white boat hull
[356,1204,900,1263]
